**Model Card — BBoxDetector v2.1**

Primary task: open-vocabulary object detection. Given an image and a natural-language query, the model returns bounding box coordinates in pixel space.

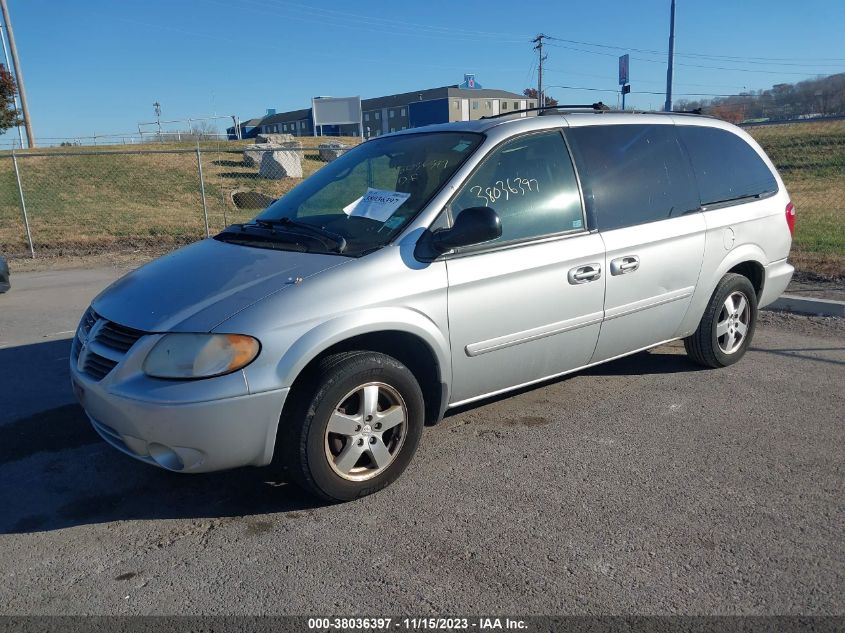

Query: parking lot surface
[0,267,843,615]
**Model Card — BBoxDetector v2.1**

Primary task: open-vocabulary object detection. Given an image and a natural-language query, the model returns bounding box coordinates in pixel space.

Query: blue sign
[618,54,630,86]
[460,73,483,90]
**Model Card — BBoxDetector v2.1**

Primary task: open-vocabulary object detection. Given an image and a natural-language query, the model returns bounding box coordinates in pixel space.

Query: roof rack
[482,102,611,120]
[672,107,703,115]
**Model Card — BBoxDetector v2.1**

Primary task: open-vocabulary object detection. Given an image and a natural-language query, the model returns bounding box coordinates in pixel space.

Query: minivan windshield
[230,132,483,257]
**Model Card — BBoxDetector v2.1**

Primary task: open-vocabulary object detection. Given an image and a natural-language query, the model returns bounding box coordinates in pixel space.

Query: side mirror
[431,207,502,254]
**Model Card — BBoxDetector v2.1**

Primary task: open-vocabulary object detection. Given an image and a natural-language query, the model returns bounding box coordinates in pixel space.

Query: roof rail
[482,102,611,120]
[672,108,703,115]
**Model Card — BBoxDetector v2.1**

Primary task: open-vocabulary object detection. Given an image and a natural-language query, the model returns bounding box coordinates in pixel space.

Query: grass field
[746,120,845,276]
[0,123,842,277]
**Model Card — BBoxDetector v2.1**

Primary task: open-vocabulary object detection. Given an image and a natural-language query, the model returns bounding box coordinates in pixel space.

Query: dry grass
[0,137,362,258]
[746,120,845,276]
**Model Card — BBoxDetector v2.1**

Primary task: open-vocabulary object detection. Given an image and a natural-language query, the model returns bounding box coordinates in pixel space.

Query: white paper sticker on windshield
[343,188,411,222]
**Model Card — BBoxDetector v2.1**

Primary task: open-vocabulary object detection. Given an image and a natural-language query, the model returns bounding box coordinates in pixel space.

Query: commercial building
[248,75,535,138]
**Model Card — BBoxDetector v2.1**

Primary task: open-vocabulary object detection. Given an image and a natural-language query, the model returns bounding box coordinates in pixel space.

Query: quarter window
[451,131,584,244]
[677,126,777,205]
[565,124,699,231]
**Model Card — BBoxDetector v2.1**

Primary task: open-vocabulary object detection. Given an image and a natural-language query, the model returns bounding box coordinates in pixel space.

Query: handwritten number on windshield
[469,178,539,207]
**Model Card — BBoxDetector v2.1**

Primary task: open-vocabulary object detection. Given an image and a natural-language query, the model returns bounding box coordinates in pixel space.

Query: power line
[545,83,776,98]
[544,35,845,66]
[200,0,845,68]
[543,41,842,76]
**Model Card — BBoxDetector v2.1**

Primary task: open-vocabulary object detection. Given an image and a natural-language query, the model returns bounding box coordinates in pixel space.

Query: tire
[279,351,425,502]
[684,273,758,368]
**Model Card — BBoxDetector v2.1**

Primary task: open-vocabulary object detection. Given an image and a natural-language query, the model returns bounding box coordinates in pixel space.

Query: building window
[514,102,519,109]
[390,127,395,133]
[375,112,380,120]
[400,108,406,116]
[364,113,370,122]
[485,100,492,109]
[502,102,508,110]
[300,121,305,129]
[389,110,395,118]
[453,100,460,109]
[472,101,479,110]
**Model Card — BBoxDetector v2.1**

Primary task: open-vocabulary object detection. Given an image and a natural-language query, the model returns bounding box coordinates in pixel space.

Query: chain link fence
[1,122,842,276]
[0,137,358,260]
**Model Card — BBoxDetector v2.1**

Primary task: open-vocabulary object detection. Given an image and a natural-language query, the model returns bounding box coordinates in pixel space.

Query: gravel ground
[0,268,843,616]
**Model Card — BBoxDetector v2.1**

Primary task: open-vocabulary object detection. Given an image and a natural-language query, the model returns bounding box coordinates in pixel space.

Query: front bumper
[71,365,289,473]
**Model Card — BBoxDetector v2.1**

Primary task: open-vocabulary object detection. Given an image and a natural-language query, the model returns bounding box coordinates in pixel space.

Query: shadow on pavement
[0,340,319,535]
[446,347,703,418]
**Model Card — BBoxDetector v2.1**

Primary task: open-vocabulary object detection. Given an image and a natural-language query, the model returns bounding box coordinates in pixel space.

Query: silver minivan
[71,110,795,501]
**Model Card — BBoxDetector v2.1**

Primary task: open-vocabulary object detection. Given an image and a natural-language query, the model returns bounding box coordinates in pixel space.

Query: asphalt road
[0,267,843,616]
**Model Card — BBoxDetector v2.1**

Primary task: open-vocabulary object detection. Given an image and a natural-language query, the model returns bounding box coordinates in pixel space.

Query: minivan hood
[92,239,348,332]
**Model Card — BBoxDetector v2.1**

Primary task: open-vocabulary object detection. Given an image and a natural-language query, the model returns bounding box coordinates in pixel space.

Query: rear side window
[565,124,699,231]
[677,126,777,205]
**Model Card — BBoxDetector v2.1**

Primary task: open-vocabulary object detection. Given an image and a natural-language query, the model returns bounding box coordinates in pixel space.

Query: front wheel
[279,351,425,502]
[684,273,758,368]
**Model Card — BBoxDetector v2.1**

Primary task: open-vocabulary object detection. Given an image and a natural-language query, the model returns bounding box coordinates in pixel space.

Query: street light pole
[0,0,33,147]
[664,0,676,112]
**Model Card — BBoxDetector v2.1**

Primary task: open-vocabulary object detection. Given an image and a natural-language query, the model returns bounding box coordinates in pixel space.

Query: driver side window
[450,131,584,244]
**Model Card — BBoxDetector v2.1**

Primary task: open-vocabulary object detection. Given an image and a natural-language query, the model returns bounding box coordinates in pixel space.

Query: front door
[444,130,606,405]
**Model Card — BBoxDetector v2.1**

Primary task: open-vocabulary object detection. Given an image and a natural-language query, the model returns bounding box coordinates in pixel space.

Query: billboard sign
[618,54,630,86]
[311,96,362,126]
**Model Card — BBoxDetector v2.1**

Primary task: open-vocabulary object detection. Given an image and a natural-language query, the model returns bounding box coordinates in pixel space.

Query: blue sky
[2,0,843,144]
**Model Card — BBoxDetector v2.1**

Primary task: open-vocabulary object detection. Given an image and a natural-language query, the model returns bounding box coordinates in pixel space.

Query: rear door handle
[610,255,640,276]
[568,263,602,284]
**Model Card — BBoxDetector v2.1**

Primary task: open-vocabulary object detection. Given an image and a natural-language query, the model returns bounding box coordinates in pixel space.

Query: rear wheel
[684,273,758,368]
[279,351,424,502]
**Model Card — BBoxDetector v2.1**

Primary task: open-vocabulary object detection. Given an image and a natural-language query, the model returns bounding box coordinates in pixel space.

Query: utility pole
[664,0,676,112]
[0,23,22,147]
[0,0,33,147]
[533,34,547,107]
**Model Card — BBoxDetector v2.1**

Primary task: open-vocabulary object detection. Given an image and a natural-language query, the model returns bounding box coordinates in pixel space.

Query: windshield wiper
[215,228,309,252]
[253,217,347,253]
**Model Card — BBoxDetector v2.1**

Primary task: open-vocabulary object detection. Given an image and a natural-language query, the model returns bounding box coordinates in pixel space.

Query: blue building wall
[409,98,450,128]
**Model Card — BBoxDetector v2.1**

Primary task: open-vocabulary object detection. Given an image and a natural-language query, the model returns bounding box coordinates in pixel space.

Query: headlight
[143,333,260,379]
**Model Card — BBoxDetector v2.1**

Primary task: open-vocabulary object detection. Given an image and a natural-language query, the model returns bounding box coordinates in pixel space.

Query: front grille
[98,321,145,353]
[73,307,147,381]
[83,352,118,380]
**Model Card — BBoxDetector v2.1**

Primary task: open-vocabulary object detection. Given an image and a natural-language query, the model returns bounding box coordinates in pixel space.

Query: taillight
[785,201,795,235]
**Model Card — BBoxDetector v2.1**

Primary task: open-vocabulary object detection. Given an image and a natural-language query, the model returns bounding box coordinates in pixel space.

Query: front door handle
[610,255,640,276]
[568,263,602,284]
